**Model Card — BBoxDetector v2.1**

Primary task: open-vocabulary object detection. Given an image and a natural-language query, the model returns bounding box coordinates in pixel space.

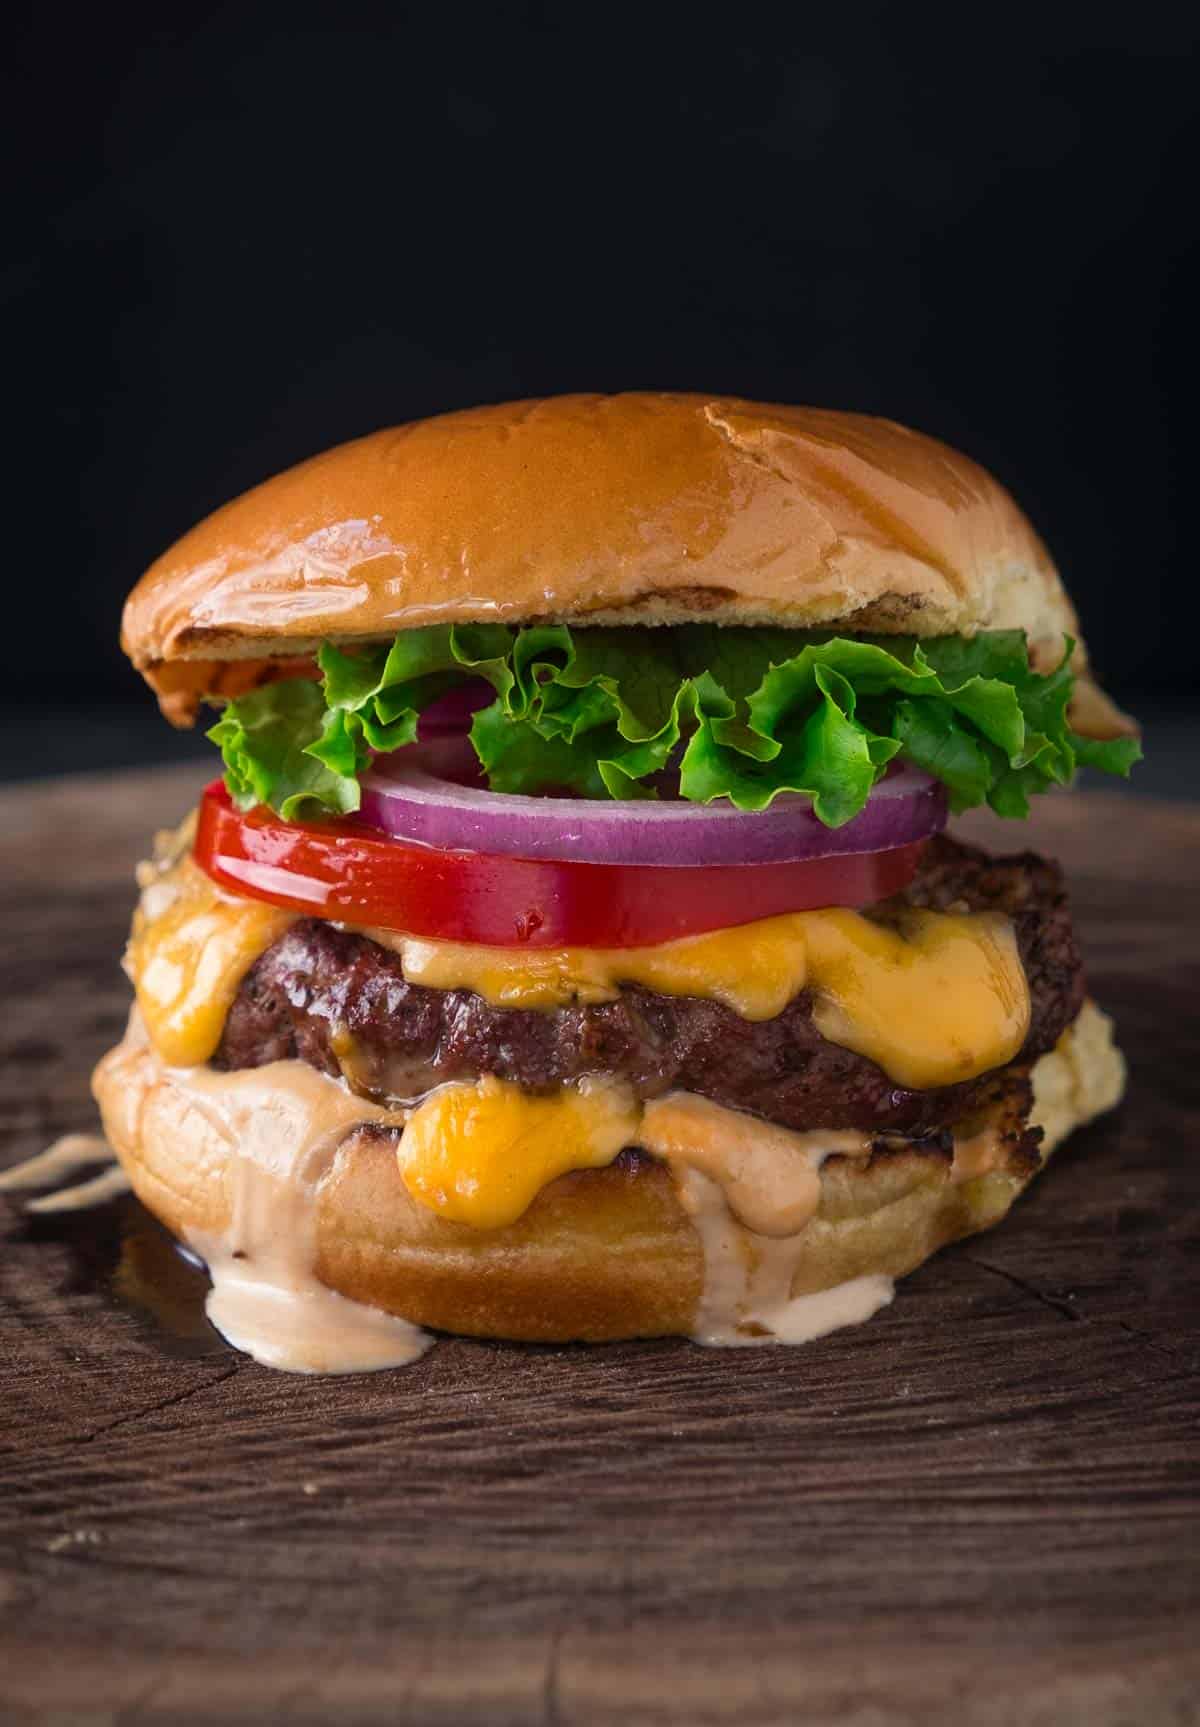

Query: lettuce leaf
[207,624,1141,827]
[206,680,362,820]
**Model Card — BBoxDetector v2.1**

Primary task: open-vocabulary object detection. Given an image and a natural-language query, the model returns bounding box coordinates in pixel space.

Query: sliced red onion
[358,741,947,866]
[415,681,494,739]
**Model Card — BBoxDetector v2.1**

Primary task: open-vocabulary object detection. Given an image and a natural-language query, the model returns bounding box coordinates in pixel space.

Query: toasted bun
[122,394,1128,733]
[94,1003,1124,1344]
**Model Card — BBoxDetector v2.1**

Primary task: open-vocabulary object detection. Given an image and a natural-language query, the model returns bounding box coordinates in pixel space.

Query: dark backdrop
[5,9,1198,773]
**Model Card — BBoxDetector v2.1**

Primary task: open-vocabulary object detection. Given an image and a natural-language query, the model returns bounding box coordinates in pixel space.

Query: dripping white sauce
[162,1061,432,1375]
[637,1095,895,1346]
[27,1166,132,1214]
[0,1134,131,1212]
[0,1134,117,1190]
[639,1092,867,1238]
[672,1165,895,1346]
[198,1252,431,1375]
[92,1019,431,1375]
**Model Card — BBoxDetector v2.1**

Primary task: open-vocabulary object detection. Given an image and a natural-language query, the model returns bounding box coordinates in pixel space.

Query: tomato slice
[193,781,928,949]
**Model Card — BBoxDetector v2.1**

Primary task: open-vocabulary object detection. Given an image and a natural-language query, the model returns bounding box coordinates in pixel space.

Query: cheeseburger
[97,394,1140,1372]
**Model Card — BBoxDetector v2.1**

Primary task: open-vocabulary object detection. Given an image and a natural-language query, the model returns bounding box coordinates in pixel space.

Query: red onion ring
[358,741,947,866]
[415,681,494,739]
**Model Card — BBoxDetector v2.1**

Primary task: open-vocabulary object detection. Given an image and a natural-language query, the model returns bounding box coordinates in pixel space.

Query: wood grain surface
[1,768,1197,1726]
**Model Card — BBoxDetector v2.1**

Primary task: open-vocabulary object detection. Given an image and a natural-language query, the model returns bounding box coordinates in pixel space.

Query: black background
[5,8,1198,777]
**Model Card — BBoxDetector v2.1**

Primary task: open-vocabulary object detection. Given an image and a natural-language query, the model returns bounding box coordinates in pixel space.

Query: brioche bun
[121,394,1128,734]
[94,1004,1124,1344]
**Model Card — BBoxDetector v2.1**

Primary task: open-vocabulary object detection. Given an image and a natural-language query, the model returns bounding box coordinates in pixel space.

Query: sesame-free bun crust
[94,1003,1124,1344]
[123,394,1126,731]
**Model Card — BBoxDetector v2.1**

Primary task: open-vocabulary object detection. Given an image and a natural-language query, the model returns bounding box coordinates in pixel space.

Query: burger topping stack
[93,396,1138,1370]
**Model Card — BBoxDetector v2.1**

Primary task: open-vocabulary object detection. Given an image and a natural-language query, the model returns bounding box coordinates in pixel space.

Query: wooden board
[1,768,1197,1725]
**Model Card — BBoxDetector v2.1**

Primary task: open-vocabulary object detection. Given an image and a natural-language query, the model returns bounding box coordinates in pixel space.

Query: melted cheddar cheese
[804,907,1028,1089]
[391,918,807,1017]
[126,859,295,1067]
[384,907,1028,1089]
[398,1075,640,1229]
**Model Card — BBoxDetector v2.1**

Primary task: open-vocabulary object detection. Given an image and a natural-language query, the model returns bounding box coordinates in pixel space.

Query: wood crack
[962,1254,1083,1322]
[74,1363,241,1446]
[965,1260,1194,1366]
[1113,1319,1197,1368]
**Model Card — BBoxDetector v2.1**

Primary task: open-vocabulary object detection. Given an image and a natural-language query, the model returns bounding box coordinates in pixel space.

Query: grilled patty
[215,835,1084,1135]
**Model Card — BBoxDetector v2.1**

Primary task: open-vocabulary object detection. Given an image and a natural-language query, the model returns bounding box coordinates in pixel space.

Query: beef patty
[215,835,1084,1135]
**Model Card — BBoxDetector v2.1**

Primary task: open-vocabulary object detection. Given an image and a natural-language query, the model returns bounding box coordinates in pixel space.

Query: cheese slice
[126,859,295,1067]
[383,906,1029,1090]
[397,1074,640,1229]
[390,917,811,1018]
[804,907,1029,1089]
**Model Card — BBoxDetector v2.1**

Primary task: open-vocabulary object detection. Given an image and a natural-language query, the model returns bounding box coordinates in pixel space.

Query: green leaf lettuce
[206,624,1140,827]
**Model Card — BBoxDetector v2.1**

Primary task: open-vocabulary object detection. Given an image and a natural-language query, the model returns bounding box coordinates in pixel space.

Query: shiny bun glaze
[120,394,1129,733]
[93,1004,1124,1344]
